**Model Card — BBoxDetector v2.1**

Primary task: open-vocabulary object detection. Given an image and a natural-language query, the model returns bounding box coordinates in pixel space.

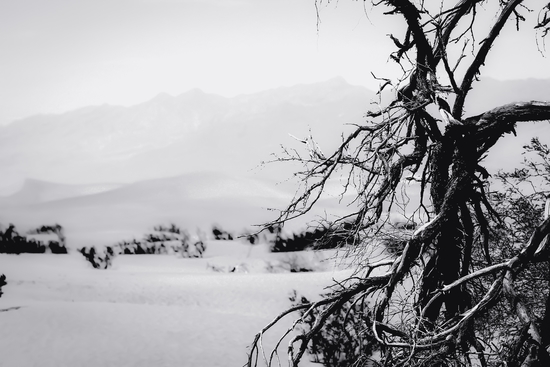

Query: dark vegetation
[115,223,206,257]
[0,223,67,254]
[212,222,351,252]
[289,290,379,367]
[209,222,340,251]
[270,222,355,252]
[212,225,234,240]
[0,274,6,298]
[212,224,260,245]
[78,223,206,269]
[27,224,68,254]
[244,232,260,245]
[79,246,115,269]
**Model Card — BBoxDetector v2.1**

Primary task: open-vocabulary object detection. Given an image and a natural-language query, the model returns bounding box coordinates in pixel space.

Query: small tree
[0,223,49,254]
[0,274,6,298]
[27,224,68,254]
[79,246,114,269]
[247,1,550,366]
[212,225,234,240]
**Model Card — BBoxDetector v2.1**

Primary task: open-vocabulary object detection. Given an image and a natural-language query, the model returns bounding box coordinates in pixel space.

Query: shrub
[114,224,206,258]
[289,291,379,367]
[0,274,6,298]
[0,223,68,254]
[270,223,355,253]
[271,232,312,252]
[212,225,233,240]
[48,241,68,254]
[79,246,114,269]
[153,223,181,234]
[0,236,46,254]
[172,230,206,258]
[116,235,172,255]
[245,233,259,245]
[0,224,31,254]
[23,238,47,253]
[27,223,68,253]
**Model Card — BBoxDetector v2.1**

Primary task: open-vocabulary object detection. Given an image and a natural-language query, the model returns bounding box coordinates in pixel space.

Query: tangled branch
[247,1,550,366]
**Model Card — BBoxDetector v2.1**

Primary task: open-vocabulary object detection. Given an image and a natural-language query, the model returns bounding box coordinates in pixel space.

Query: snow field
[0,241,352,367]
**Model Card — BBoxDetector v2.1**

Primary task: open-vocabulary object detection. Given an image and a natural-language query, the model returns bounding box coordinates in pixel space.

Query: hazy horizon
[2,0,550,125]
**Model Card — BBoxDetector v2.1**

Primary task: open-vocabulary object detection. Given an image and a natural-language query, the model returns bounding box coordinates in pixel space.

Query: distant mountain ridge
[0,77,375,195]
[5,172,291,207]
[1,77,548,196]
[0,179,124,207]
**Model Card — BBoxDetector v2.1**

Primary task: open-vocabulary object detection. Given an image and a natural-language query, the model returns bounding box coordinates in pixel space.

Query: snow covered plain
[0,241,354,367]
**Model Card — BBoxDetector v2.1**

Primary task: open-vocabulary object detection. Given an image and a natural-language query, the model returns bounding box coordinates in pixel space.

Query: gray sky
[1,0,549,125]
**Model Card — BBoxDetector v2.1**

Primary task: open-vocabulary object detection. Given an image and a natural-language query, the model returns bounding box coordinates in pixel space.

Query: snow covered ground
[0,241,354,367]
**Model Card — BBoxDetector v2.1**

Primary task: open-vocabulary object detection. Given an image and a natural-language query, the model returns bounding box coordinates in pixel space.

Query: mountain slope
[2,77,548,195]
[0,179,123,207]
[0,78,374,194]
[0,172,294,247]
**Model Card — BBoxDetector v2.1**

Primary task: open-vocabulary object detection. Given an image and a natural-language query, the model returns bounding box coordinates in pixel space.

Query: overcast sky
[1,0,549,125]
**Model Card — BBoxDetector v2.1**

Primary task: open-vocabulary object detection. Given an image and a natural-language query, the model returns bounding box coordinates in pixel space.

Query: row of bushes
[1,219,359,260]
[115,224,206,257]
[211,222,357,252]
[270,223,356,253]
[0,223,67,254]
[79,224,207,269]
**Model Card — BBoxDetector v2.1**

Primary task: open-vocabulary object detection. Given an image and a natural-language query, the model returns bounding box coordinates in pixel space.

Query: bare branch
[454,0,525,117]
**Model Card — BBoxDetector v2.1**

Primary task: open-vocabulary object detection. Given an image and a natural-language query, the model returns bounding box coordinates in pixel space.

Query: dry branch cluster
[248,1,550,367]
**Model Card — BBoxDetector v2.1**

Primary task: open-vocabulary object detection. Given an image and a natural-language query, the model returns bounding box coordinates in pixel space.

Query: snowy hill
[0,172,296,249]
[0,179,123,206]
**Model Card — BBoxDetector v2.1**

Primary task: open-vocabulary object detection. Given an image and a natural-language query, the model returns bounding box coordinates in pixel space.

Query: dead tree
[247,1,550,366]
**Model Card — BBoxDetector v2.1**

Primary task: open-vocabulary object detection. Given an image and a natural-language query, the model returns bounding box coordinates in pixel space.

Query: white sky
[1,0,549,125]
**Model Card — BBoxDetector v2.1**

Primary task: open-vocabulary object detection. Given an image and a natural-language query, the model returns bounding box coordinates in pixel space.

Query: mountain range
[0,77,371,194]
[0,77,549,246]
